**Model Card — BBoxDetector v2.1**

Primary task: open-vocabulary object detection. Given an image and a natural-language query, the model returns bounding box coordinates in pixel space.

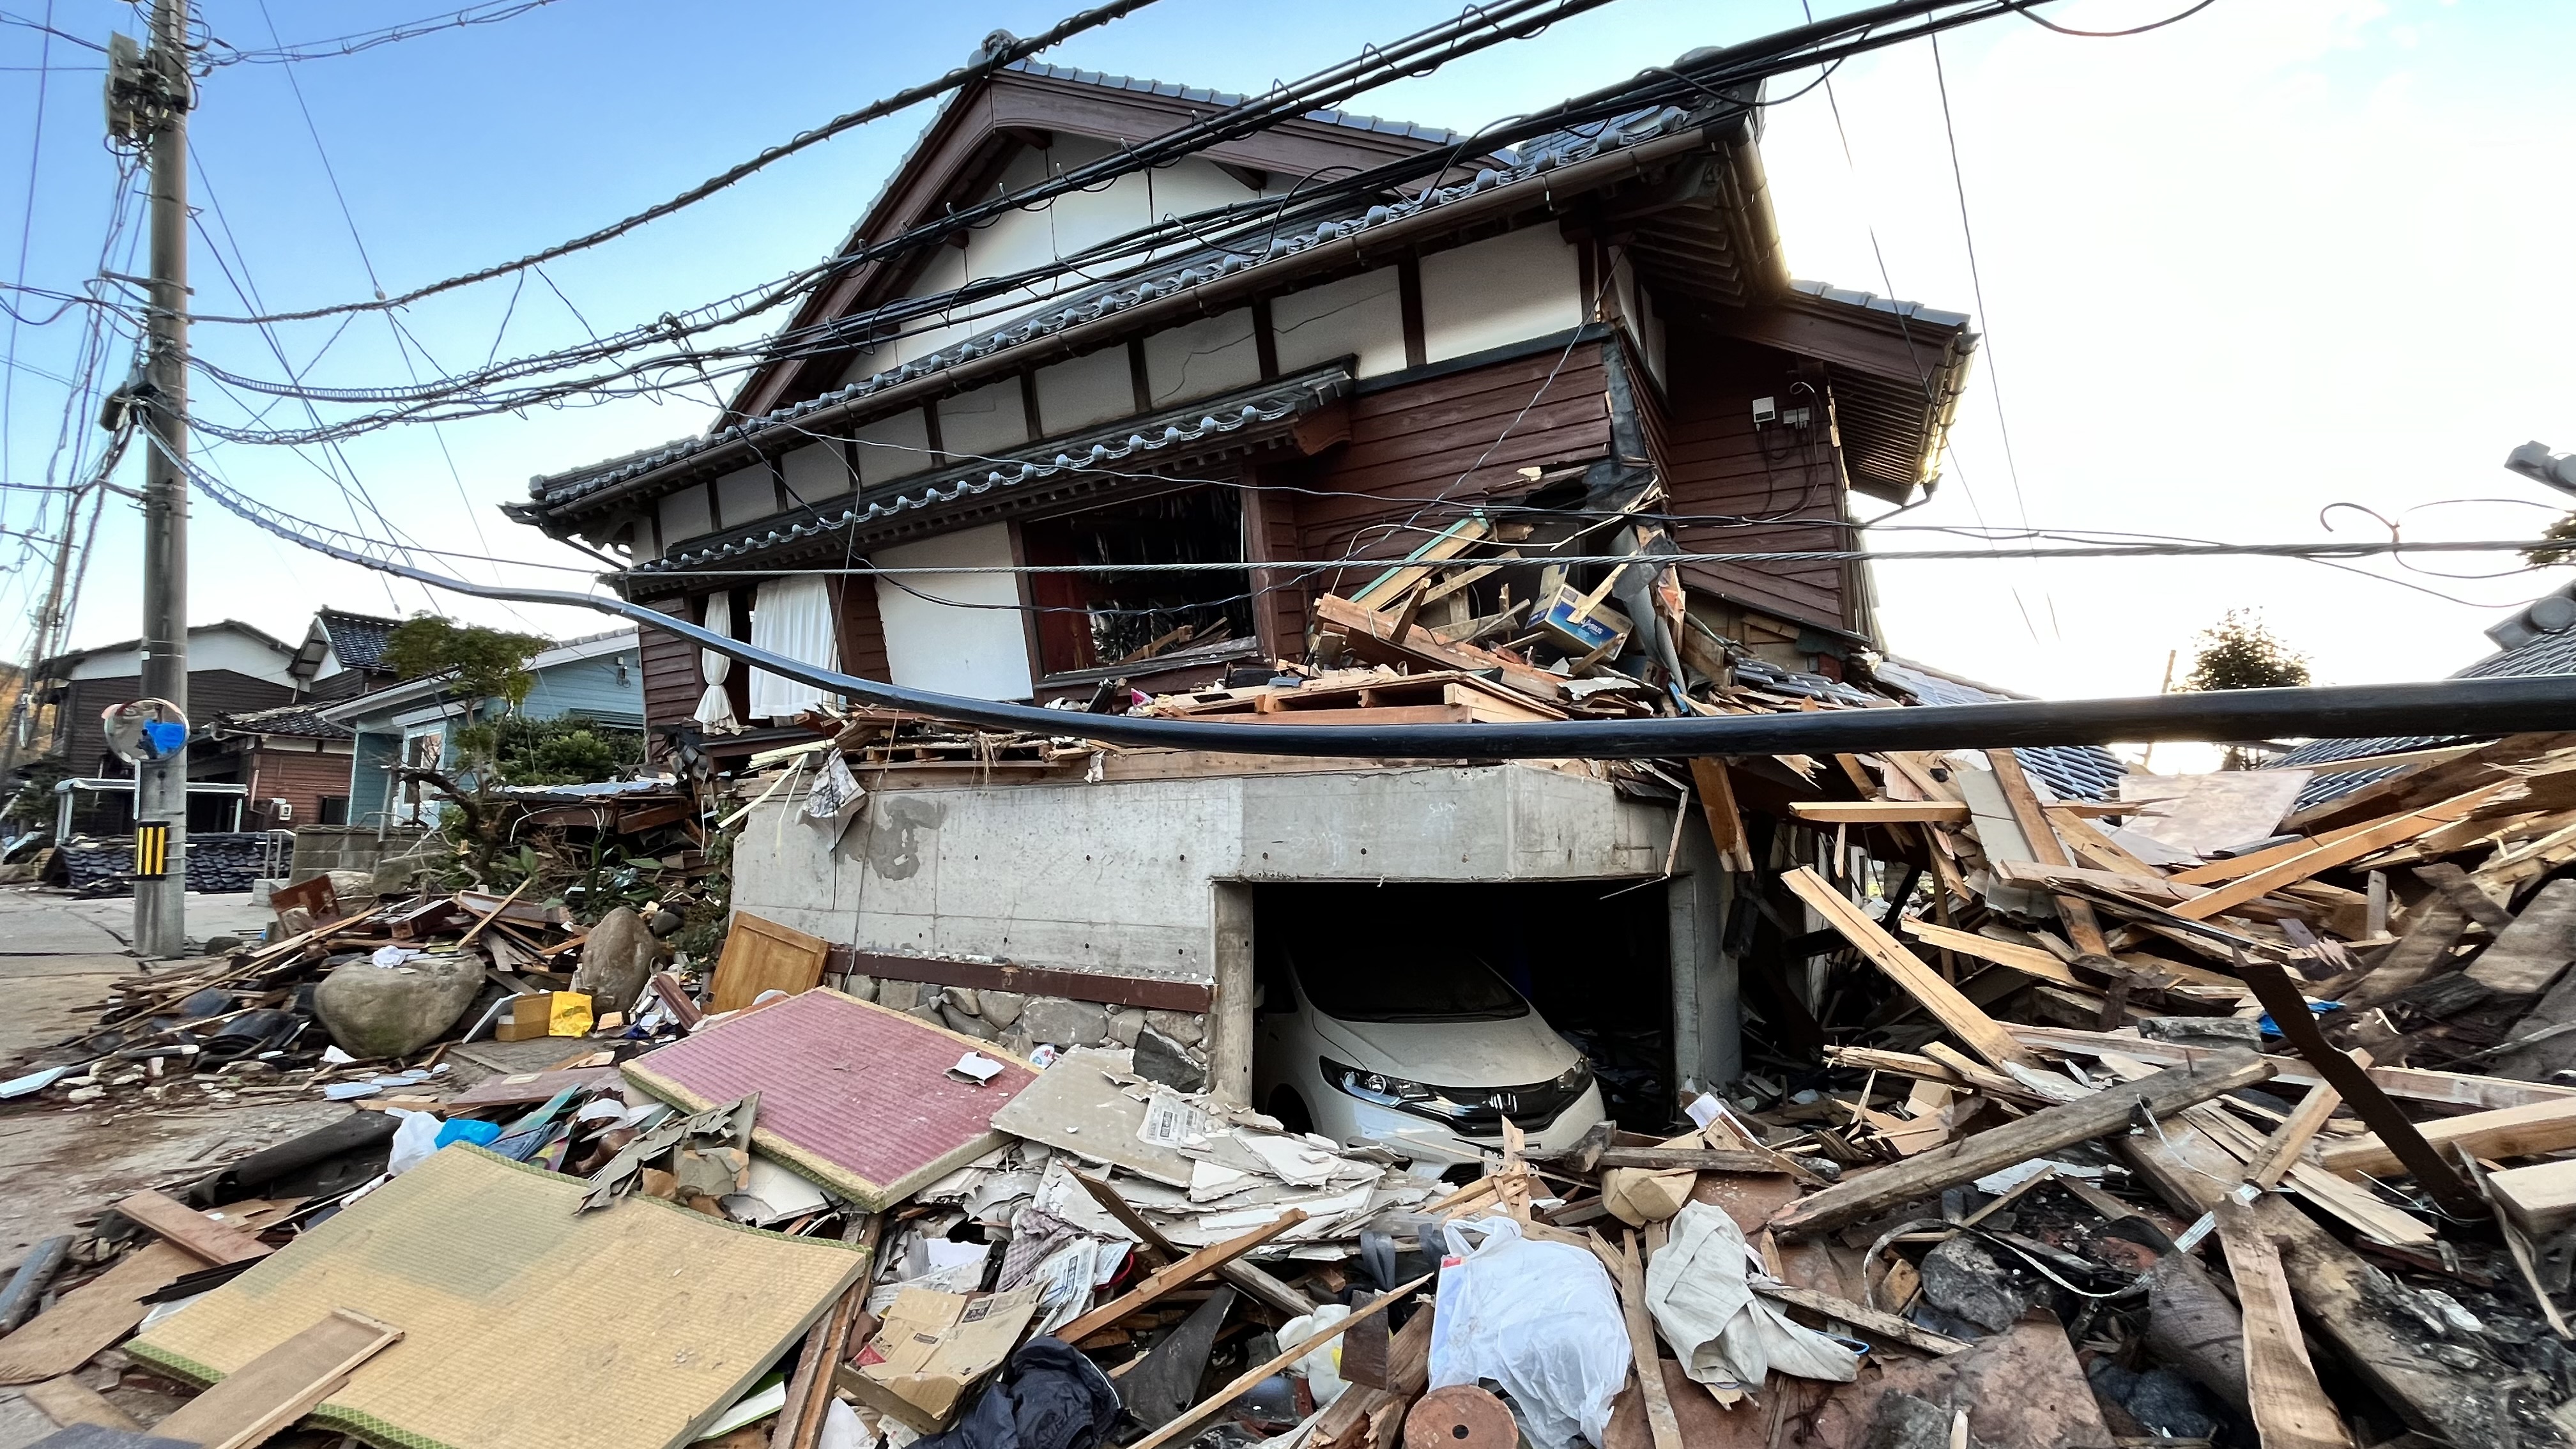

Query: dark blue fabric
[914,1337,1123,1449]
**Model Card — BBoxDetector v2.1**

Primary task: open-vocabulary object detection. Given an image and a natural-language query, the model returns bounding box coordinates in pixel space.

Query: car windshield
[1294,947,1529,1023]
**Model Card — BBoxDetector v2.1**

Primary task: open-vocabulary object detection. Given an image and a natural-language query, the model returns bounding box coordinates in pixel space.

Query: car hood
[1310,1008,1581,1089]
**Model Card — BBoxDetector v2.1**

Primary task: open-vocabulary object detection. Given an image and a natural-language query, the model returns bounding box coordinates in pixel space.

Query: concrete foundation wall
[734,764,1675,981]
[288,824,431,885]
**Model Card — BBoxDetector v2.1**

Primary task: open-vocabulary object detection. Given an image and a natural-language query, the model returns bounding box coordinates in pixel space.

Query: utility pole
[129,0,190,956]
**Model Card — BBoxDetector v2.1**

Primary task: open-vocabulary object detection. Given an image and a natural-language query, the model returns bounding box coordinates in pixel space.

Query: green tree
[384,616,551,709]
[2181,610,2312,692]
[2527,512,2576,568]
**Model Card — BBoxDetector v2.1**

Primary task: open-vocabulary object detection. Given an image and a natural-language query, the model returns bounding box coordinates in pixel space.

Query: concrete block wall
[288,824,431,885]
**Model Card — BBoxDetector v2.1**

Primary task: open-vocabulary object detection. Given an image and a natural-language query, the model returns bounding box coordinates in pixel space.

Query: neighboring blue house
[318,628,645,827]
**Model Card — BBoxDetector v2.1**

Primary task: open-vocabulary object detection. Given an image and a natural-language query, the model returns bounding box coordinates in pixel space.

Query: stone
[312,953,482,1059]
[1144,1009,1203,1047]
[571,906,658,1014]
[877,979,923,1012]
[1021,996,1107,1048]
[2138,1015,2262,1048]
[946,987,980,1017]
[1000,1028,1035,1059]
[845,974,878,1002]
[277,906,314,938]
[1107,1007,1146,1047]
[978,990,1026,1028]
[939,1004,995,1041]
[1919,1237,2029,1333]
[1133,1028,1207,1092]
[202,935,243,955]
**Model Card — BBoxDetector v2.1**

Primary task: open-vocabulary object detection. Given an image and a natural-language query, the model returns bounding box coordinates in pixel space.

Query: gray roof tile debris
[1872,659,2128,801]
[2272,603,2576,811]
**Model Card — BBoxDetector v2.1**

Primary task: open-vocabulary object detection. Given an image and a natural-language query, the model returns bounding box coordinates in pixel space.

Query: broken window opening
[1021,487,1254,679]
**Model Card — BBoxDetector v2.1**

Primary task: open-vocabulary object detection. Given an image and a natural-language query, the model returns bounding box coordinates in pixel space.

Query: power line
[2009,0,2220,40]
[183,0,1166,326]
[197,0,568,66]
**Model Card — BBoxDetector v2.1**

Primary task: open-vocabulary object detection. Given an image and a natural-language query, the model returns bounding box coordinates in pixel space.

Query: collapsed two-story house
[505,59,1982,1126]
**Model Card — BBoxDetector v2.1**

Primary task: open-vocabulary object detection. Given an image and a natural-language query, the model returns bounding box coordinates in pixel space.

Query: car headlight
[1552,1059,1593,1096]
[1323,1059,1476,1121]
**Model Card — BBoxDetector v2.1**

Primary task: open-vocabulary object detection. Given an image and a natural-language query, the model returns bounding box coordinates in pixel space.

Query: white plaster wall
[853,409,933,485]
[1271,270,1406,379]
[656,484,713,548]
[1420,229,1584,364]
[937,378,1031,459]
[716,464,775,531]
[70,628,296,684]
[1034,349,1133,434]
[781,441,854,503]
[870,523,1033,700]
[1143,308,1261,408]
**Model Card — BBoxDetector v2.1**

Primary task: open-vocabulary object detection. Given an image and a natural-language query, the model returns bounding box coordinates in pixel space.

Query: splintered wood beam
[2315,1096,2576,1179]
[1749,1280,1972,1356]
[1984,749,2113,956]
[2250,1049,2366,1190]
[2174,785,2515,921]
[1782,867,2039,1071]
[2217,1204,2361,1449]
[1050,1208,1310,1347]
[2238,956,2488,1220]
[1789,801,1973,825]
[1688,758,1755,871]
[1127,1273,1434,1449]
[109,1190,272,1266]
[1764,1050,2276,1239]
[1899,920,2085,987]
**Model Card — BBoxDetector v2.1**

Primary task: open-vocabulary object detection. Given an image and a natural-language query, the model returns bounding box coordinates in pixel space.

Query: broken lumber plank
[2337,901,2470,1009]
[2462,877,2576,996]
[1788,801,1971,825]
[2317,1094,2576,1177]
[2240,954,2488,1220]
[1782,867,2039,1071]
[1765,1050,2275,1239]
[2175,785,2515,921]
[109,1190,272,1266]
[1128,1273,1433,1449]
[2414,861,2515,931]
[2250,1048,2366,1190]
[1068,1171,1314,1317]
[2044,804,2169,878]
[148,1307,401,1449]
[2004,1023,2576,1110]
[771,1215,880,1449]
[1609,1230,1683,1449]
[1899,919,2085,987]
[1050,1209,1308,1346]
[1687,758,1755,872]
[1986,748,2114,956]
[20,1376,142,1432]
[1748,1280,1971,1357]
[1992,858,2204,906]
[2216,1203,2360,1449]
[2485,1157,2576,1236]
[1591,1147,1780,1173]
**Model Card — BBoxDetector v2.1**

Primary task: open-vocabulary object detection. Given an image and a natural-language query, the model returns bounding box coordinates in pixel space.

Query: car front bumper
[1340,1082,1610,1169]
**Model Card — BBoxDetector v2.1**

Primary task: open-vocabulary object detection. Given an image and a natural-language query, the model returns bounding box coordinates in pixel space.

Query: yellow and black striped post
[132,820,170,879]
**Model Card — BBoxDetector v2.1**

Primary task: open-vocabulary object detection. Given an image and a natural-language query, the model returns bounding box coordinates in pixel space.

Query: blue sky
[4,0,2573,706]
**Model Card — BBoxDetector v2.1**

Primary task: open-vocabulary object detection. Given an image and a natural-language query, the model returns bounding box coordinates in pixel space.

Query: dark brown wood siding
[1291,344,1615,603]
[831,576,891,682]
[639,597,701,730]
[245,744,355,828]
[54,671,296,773]
[1652,324,1848,632]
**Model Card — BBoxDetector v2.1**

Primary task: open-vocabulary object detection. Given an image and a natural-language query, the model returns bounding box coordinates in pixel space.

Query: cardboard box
[494,992,593,1041]
[835,1284,1039,1432]
[1535,581,1632,658]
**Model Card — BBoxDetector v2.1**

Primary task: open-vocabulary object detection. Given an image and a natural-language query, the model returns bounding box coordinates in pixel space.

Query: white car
[1252,939,1609,1174]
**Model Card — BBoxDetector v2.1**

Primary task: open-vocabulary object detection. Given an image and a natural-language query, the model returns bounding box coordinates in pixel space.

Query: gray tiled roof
[1788,280,1971,332]
[212,703,355,740]
[519,103,1710,516]
[627,366,1354,576]
[2271,611,2576,809]
[317,609,404,672]
[1006,61,1469,146]
[1871,659,2129,801]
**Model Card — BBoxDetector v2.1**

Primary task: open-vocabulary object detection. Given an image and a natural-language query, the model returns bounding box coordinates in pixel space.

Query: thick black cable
[168,440,2576,756]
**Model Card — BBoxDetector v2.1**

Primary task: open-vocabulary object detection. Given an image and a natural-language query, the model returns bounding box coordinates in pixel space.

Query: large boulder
[312,953,482,1059]
[571,906,658,1015]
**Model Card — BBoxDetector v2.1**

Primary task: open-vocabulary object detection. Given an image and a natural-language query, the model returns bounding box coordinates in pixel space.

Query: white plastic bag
[384,1108,442,1176]
[1280,1303,1353,1407]
[1427,1216,1629,1448]
[1646,1202,1858,1389]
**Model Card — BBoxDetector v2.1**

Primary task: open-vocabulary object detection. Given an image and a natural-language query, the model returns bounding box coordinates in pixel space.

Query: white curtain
[693,592,741,733]
[749,574,839,721]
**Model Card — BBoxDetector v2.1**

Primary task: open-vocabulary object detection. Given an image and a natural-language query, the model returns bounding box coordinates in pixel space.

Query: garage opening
[1249,881,1673,1171]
